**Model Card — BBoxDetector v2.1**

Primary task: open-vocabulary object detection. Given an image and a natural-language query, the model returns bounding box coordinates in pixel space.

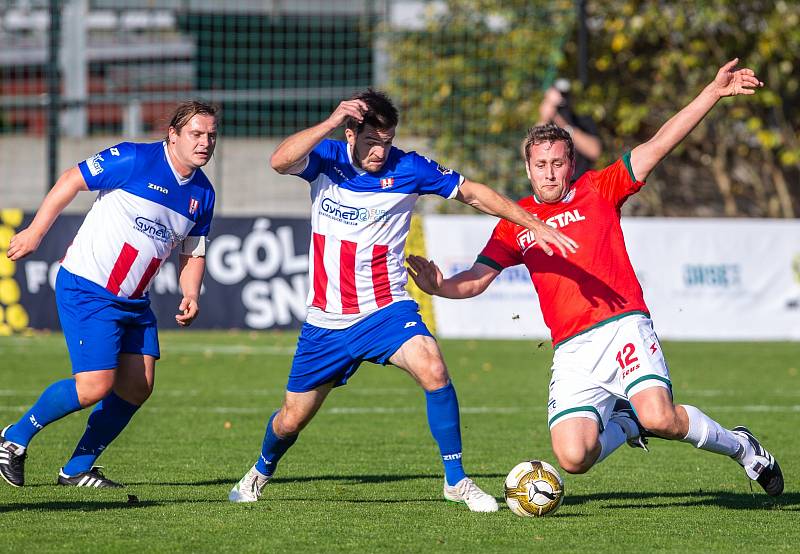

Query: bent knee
[638,408,681,439]
[76,381,114,407]
[553,446,596,474]
[275,411,309,436]
[418,361,450,391]
[121,385,153,406]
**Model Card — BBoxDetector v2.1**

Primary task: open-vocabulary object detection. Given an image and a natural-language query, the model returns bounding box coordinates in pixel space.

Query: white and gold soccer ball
[504,460,564,517]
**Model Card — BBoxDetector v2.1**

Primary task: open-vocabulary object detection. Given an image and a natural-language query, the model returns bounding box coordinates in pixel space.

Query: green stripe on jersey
[554,310,650,350]
[622,150,641,183]
[475,255,504,272]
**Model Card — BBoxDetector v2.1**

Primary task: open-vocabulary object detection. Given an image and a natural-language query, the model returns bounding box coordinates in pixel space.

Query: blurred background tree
[387,0,576,202]
[387,0,799,217]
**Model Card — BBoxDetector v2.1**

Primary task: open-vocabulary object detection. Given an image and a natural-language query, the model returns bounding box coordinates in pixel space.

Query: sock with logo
[426,382,467,486]
[255,411,298,477]
[4,378,82,448]
[62,392,140,476]
[679,404,743,458]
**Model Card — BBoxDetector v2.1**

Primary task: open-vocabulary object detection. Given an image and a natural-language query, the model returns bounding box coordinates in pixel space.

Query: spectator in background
[538,78,602,180]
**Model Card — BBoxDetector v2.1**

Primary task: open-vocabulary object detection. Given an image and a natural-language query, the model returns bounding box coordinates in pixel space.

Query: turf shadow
[0,499,160,513]
[564,490,800,510]
[128,472,506,487]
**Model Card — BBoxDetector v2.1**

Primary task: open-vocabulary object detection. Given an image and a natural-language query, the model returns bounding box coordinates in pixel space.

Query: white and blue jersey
[297,139,462,328]
[63,141,215,299]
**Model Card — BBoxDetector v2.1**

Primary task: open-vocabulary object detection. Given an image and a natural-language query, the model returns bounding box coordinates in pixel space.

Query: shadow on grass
[0,499,161,513]
[565,490,800,510]
[131,472,507,487]
[5,482,795,514]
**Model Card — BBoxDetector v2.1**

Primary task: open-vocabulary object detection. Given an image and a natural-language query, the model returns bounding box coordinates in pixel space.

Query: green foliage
[569,0,800,216]
[388,0,800,216]
[387,1,575,202]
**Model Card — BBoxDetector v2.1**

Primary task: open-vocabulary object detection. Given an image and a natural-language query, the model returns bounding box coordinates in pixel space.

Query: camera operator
[538,78,602,180]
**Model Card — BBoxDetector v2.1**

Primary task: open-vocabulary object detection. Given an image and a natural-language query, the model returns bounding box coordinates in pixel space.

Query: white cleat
[443,477,499,512]
[228,465,271,503]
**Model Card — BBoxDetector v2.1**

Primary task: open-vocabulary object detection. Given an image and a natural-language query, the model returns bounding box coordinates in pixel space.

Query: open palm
[714,58,763,97]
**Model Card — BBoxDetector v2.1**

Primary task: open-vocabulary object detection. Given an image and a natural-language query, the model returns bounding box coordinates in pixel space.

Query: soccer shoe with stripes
[228,465,271,503]
[0,425,27,487]
[731,426,784,497]
[443,477,499,512]
[57,466,124,488]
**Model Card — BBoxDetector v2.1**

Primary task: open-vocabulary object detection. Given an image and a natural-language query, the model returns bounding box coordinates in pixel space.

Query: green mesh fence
[385,1,575,199]
[0,0,380,137]
[1,0,575,198]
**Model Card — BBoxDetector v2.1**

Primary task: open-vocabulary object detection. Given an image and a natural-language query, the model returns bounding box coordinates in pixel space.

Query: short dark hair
[522,123,575,164]
[345,89,399,133]
[167,100,218,138]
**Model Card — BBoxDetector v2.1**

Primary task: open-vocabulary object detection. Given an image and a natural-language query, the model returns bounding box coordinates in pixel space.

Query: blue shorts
[287,300,433,393]
[56,267,161,373]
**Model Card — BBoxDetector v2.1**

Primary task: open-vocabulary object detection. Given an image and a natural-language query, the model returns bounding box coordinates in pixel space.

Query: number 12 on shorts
[616,343,640,378]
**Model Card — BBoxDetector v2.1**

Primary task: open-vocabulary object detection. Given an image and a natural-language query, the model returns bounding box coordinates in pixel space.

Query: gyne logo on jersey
[319,196,387,225]
[134,216,183,245]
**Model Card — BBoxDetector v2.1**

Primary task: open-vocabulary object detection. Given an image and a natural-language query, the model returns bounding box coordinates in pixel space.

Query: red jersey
[478,153,649,346]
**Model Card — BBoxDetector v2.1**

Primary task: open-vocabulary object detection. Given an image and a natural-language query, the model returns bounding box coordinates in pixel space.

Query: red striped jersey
[296,139,462,328]
[62,141,215,300]
[478,154,650,346]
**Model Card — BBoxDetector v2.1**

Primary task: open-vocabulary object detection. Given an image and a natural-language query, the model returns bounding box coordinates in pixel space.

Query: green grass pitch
[1,332,798,552]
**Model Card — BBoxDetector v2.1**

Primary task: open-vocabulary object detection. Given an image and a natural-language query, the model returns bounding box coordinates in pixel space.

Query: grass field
[0,332,798,552]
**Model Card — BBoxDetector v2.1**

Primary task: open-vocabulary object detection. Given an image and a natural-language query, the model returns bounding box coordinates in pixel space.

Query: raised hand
[406,254,443,295]
[713,58,763,97]
[327,99,369,128]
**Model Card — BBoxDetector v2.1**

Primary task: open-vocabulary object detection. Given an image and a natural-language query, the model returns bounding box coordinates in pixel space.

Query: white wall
[424,215,800,341]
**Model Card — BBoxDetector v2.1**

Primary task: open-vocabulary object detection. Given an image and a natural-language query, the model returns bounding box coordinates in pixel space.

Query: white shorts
[547,313,672,432]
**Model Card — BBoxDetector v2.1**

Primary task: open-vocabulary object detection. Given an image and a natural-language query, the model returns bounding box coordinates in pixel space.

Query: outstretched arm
[6,167,88,261]
[270,99,368,174]
[407,255,499,299]
[630,58,763,181]
[456,179,578,257]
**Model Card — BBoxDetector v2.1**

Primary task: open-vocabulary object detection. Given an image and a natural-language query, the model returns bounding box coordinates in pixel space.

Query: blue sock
[255,411,298,476]
[4,378,81,447]
[62,392,139,476]
[426,382,466,486]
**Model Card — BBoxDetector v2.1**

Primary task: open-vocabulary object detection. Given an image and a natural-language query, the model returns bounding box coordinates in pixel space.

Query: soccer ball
[504,460,564,517]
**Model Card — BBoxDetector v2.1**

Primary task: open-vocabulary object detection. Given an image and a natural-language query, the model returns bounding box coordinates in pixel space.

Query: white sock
[596,420,628,464]
[680,404,744,458]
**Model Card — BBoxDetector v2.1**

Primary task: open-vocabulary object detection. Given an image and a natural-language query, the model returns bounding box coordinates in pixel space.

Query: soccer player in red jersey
[408,59,783,496]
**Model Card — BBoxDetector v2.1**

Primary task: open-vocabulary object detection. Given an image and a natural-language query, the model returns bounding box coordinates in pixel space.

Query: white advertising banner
[422,216,800,341]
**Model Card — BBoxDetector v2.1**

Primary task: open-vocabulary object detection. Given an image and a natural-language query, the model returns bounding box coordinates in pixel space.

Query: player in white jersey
[1,101,217,489]
[229,89,578,512]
